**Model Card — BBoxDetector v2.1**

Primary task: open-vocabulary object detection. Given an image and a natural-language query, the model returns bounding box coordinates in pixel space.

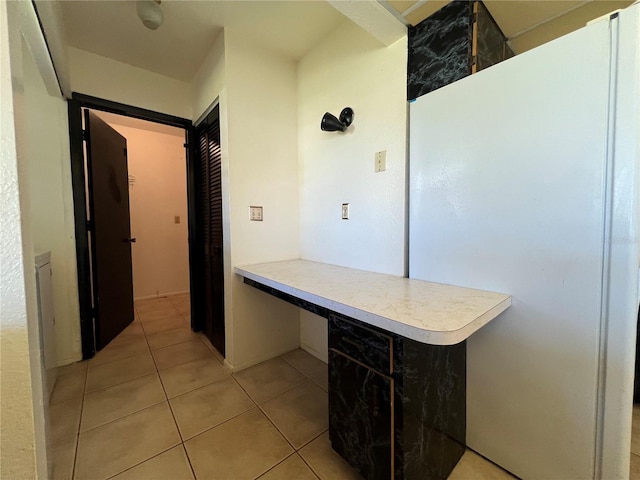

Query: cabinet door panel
[329,349,393,480]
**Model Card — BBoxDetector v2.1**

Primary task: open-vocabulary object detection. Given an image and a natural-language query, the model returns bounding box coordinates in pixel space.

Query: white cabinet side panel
[409,21,612,479]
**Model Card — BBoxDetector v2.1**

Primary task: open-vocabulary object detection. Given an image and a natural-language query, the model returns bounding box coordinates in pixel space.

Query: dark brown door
[196,106,225,355]
[85,110,135,349]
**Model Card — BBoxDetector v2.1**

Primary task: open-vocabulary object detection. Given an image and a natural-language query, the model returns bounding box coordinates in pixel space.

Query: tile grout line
[70,360,90,480]
[181,443,198,480]
[164,370,232,403]
[230,355,328,460]
[73,299,329,480]
[140,300,199,478]
[77,396,167,436]
[180,405,257,444]
[280,360,328,393]
[87,300,188,480]
[297,451,323,480]
[102,445,181,480]
[84,357,156,395]
[245,353,328,480]
[297,429,329,453]
[153,344,216,373]
[251,452,299,480]
[233,374,322,460]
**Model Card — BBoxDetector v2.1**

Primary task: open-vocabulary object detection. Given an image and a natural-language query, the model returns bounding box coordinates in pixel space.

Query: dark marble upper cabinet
[476,1,515,71]
[408,1,512,101]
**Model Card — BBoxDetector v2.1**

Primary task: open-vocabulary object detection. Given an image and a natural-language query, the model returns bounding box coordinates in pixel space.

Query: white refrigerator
[409,5,639,479]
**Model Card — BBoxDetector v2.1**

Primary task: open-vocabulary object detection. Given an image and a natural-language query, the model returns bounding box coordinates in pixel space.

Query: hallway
[49,294,513,479]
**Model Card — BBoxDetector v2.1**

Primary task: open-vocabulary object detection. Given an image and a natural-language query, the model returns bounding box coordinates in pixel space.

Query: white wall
[1,1,64,476]
[297,21,408,359]
[192,32,225,123]
[26,54,81,367]
[221,30,301,369]
[32,0,71,97]
[106,123,189,300]
[68,46,193,120]
[191,28,302,369]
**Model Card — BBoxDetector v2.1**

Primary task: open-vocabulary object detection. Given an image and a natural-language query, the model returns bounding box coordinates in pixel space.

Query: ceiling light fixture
[136,0,164,30]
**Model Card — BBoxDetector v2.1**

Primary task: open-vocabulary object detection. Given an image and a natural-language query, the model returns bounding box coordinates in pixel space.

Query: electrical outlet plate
[375,150,387,172]
[250,206,263,221]
[342,203,349,220]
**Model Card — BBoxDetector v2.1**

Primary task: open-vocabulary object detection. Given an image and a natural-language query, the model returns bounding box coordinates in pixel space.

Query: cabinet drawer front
[329,314,393,375]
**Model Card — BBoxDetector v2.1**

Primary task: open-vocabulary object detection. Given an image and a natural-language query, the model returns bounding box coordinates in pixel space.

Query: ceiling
[383,0,634,53]
[60,1,346,82]
[59,0,635,83]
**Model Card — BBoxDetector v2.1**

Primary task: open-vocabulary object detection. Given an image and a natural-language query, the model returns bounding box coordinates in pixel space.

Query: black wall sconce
[321,107,354,132]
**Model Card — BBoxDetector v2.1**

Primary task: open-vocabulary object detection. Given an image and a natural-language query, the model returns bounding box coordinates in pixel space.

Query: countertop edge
[234,264,512,346]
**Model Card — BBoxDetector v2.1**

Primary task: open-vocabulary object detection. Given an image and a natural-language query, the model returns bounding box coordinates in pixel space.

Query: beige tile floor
[50,294,515,480]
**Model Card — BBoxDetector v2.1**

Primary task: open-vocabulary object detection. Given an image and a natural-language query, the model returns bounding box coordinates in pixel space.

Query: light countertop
[235,259,511,345]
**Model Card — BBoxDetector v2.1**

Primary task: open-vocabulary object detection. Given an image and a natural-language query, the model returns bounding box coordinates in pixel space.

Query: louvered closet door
[196,106,225,356]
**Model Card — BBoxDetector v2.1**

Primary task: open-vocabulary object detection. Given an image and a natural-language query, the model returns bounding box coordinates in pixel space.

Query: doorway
[68,94,225,359]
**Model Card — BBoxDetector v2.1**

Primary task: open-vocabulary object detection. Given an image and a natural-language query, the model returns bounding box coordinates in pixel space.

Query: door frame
[193,104,225,355]
[68,93,200,359]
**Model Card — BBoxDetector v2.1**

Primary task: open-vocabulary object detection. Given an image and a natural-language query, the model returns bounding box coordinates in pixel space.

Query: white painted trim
[225,342,300,373]
[9,1,60,98]
[400,0,429,18]
[194,97,219,128]
[376,0,410,26]
[507,0,592,41]
[32,1,71,98]
[328,0,407,46]
[300,343,328,364]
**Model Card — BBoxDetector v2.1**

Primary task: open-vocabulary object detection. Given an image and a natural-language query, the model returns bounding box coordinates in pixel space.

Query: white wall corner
[32,0,71,97]
[10,1,61,98]
[328,0,407,46]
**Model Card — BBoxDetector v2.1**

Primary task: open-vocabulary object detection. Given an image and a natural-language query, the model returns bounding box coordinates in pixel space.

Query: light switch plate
[250,206,263,221]
[375,150,387,172]
[342,203,349,220]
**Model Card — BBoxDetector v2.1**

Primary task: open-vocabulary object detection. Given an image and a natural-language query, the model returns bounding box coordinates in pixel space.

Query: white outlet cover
[341,203,349,220]
[250,206,263,221]
[375,150,387,172]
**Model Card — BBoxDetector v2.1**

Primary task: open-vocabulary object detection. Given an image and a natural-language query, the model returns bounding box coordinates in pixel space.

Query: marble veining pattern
[476,2,511,72]
[398,339,466,479]
[235,259,511,346]
[329,349,394,480]
[329,315,466,479]
[407,0,472,100]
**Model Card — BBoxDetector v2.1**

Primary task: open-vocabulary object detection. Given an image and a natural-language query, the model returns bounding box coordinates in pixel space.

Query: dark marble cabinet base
[329,314,466,480]
[242,278,466,479]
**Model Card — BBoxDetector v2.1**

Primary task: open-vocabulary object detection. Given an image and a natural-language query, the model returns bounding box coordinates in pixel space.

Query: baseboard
[56,357,82,368]
[226,342,301,373]
[134,290,190,301]
[301,343,328,363]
